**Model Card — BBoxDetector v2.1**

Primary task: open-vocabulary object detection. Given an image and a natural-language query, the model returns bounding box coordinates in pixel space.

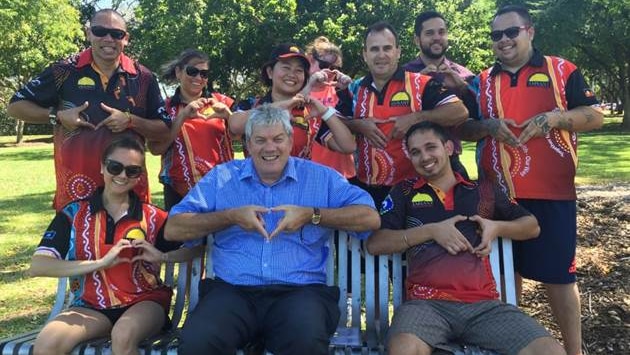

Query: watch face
[312,208,321,225]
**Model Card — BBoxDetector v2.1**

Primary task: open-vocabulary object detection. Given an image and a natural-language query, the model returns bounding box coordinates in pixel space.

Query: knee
[387,333,431,355]
[110,325,138,355]
[518,336,567,355]
[33,333,73,355]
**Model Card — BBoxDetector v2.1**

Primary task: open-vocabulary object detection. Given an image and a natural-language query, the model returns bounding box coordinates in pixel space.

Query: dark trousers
[163,184,183,211]
[179,279,341,355]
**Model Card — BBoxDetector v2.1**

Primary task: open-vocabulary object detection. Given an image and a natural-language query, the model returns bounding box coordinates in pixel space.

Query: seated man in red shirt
[366,121,565,355]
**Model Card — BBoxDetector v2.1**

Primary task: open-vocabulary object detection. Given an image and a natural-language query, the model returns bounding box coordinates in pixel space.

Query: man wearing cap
[7,8,169,211]
[403,10,479,177]
[457,5,602,355]
[230,43,356,159]
[166,105,380,354]
[348,21,468,208]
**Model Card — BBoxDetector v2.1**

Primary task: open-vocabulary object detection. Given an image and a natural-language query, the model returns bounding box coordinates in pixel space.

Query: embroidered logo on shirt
[77,77,96,90]
[526,73,550,88]
[380,195,394,215]
[43,230,56,240]
[390,91,411,107]
[411,193,433,207]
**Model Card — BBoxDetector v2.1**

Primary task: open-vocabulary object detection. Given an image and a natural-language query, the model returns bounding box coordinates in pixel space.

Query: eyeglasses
[490,25,529,42]
[105,159,143,178]
[185,66,209,79]
[90,26,127,40]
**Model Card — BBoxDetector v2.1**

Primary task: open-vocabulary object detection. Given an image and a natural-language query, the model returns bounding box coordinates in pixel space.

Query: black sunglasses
[490,25,529,42]
[185,66,210,79]
[105,159,143,178]
[314,57,341,71]
[90,26,127,40]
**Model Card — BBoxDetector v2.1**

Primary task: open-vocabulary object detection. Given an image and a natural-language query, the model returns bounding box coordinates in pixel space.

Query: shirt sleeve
[146,72,170,125]
[492,184,531,221]
[565,69,600,110]
[420,78,460,110]
[10,64,60,108]
[34,211,73,260]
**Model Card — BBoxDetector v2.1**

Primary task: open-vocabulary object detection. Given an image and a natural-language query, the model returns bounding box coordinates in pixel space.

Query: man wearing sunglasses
[458,5,603,355]
[7,8,170,211]
[403,10,479,179]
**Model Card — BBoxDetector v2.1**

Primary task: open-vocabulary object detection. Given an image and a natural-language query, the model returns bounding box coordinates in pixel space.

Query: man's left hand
[96,103,132,132]
[268,205,312,240]
[469,215,500,257]
[518,113,553,145]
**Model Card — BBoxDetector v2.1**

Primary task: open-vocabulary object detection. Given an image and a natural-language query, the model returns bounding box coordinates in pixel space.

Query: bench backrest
[192,231,515,348]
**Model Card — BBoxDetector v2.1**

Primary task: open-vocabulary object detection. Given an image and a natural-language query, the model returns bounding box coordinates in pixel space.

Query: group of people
[8,3,603,355]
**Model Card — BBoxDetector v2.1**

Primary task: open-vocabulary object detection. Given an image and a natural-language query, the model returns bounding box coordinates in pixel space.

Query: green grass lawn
[0,118,628,339]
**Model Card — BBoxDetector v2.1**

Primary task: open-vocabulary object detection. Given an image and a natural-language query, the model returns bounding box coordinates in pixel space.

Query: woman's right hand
[100,239,134,268]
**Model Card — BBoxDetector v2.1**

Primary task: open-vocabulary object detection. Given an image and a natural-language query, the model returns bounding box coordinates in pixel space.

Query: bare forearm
[165,210,236,241]
[229,111,249,136]
[418,101,468,127]
[129,115,170,141]
[29,255,105,277]
[147,112,187,155]
[548,106,603,132]
[162,245,204,263]
[320,205,380,232]
[455,119,492,141]
[496,215,540,241]
[7,101,49,124]
[324,116,356,153]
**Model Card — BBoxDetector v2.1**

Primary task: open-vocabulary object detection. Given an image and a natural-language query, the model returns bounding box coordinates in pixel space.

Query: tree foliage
[131,0,497,98]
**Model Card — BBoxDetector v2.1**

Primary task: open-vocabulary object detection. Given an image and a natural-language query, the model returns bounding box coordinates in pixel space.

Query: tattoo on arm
[487,120,500,137]
[533,114,551,134]
[555,116,574,131]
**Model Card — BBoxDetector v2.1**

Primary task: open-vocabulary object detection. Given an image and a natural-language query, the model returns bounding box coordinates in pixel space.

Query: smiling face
[416,17,448,60]
[407,130,453,181]
[491,11,534,71]
[87,11,128,67]
[247,122,293,184]
[176,58,209,100]
[363,28,401,83]
[101,147,144,194]
[267,58,306,98]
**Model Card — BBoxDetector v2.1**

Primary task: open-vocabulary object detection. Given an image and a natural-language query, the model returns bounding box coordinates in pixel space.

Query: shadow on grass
[0,148,53,161]
[0,309,49,339]
[0,191,54,219]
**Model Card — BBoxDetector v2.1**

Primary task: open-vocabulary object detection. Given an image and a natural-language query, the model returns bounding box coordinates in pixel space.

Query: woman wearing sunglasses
[302,36,357,180]
[29,137,200,355]
[150,49,234,209]
[230,43,355,159]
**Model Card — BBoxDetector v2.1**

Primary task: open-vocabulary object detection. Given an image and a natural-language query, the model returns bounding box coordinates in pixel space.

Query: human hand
[96,103,132,132]
[100,239,133,268]
[517,113,552,145]
[57,101,96,131]
[420,64,439,76]
[268,205,312,240]
[430,215,473,255]
[355,117,389,149]
[273,94,306,112]
[485,119,520,146]
[388,112,418,140]
[231,205,271,239]
[130,239,163,264]
[436,63,468,93]
[469,215,500,257]
[332,70,352,90]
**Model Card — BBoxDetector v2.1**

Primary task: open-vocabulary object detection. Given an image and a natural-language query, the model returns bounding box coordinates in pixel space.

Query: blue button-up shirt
[170,157,375,286]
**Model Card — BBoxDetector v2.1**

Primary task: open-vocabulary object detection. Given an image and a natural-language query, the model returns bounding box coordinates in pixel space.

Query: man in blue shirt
[165,104,380,354]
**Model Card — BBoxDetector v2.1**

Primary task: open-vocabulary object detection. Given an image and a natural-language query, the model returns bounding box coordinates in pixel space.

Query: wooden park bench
[0,231,516,355]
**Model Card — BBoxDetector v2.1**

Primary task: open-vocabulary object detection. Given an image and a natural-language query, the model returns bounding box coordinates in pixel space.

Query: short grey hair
[245,104,293,142]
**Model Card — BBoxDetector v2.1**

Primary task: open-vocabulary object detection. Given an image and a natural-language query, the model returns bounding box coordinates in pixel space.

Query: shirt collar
[88,187,143,220]
[76,48,138,75]
[359,67,405,88]
[239,157,299,184]
[412,172,475,190]
[490,48,544,76]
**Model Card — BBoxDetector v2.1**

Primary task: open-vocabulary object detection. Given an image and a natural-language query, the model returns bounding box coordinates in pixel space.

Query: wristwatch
[48,107,59,125]
[311,207,321,225]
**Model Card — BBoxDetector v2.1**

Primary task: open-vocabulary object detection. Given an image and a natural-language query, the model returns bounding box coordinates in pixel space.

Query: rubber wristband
[321,107,336,122]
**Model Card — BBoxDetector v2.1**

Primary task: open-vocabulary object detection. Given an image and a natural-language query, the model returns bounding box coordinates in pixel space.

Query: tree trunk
[16,119,24,144]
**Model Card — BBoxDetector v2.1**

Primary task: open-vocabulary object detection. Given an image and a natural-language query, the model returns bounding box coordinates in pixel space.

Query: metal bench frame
[0,232,515,355]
